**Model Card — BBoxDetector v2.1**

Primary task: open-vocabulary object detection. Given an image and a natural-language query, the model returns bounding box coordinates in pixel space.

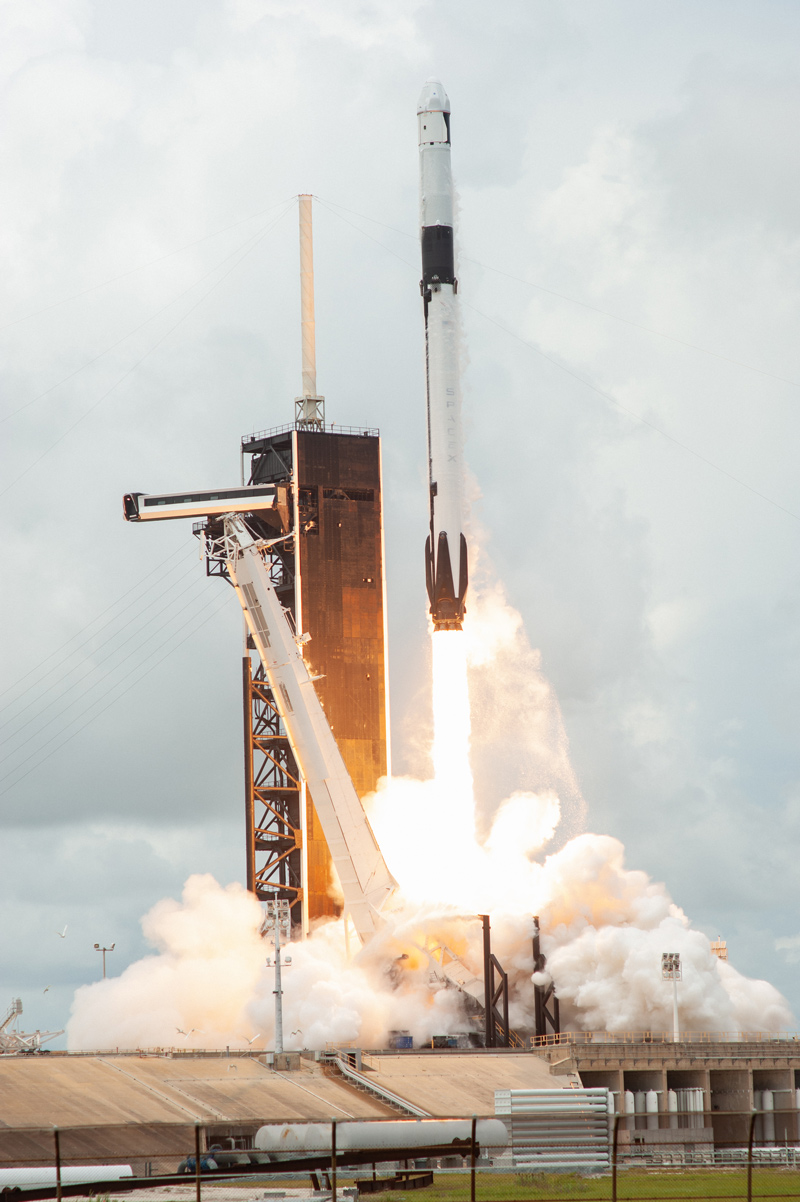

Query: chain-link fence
[3,1112,800,1202]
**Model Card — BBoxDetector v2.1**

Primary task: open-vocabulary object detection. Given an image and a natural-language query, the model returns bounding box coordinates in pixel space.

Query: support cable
[0,200,296,498]
[2,205,297,426]
[316,197,799,525]
[0,543,195,711]
[460,296,800,524]
[0,582,222,763]
[0,570,212,754]
[316,194,800,393]
[0,197,295,333]
[0,592,232,797]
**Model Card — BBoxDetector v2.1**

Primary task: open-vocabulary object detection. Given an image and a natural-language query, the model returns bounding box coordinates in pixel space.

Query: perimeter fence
[3,1111,800,1202]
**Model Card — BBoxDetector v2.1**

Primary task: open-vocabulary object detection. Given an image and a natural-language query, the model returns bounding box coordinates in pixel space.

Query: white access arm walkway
[218,516,397,942]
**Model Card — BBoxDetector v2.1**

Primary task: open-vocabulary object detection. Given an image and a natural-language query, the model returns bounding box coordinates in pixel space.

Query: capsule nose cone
[417,78,450,116]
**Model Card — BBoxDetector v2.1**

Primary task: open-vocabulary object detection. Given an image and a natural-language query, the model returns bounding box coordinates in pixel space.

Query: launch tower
[239,198,390,933]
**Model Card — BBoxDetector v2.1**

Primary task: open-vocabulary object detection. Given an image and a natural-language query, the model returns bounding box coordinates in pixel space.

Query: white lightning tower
[296,194,325,429]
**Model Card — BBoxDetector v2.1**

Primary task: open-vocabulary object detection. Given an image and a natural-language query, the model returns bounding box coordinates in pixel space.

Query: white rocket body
[418,79,467,631]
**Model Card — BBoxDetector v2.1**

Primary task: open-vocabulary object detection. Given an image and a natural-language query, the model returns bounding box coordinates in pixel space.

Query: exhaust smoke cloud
[68,573,793,1050]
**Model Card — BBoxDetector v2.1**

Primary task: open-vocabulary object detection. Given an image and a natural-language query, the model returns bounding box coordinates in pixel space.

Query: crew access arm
[213,515,397,942]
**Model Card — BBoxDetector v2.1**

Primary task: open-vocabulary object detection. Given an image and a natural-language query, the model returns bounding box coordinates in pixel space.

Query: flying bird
[176,1027,204,1039]
[55,926,67,938]
[43,987,50,994]
[227,1064,238,1071]
[291,1029,302,1036]
[239,1033,261,1044]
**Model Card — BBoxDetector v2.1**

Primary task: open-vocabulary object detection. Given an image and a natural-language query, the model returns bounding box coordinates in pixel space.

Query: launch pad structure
[123,175,558,1030]
[238,421,390,933]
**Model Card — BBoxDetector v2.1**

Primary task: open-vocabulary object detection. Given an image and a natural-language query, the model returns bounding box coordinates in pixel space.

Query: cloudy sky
[2,0,799,1042]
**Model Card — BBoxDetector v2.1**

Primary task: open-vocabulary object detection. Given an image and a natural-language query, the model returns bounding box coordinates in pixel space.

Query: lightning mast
[296,195,324,430]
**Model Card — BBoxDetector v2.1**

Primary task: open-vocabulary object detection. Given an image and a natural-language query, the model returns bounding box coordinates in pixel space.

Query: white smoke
[69,875,266,1050]
[465,566,587,843]
[67,575,793,1049]
[68,876,474,1050]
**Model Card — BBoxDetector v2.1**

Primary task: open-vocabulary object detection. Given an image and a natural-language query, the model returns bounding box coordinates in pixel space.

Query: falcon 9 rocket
[418,79,468,632]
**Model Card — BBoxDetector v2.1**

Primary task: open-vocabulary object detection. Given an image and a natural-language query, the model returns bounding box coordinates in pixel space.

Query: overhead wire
[0,578,221,770]
[0,198,297,499]
[0,564,213,747]
[1,200,296,790]
[459,297,800,523]
[460,260,800,393]
[0,196,295,333]
[316,194,800,393]
[316,197,799,524]
[0,590,234,798]
[314,196,416,273]
[0,543,198,714]
[2,199,298,426]
[0,201,297,791]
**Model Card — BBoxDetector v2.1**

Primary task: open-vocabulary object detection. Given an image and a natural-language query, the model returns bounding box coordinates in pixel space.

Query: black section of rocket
[421,225,455,288]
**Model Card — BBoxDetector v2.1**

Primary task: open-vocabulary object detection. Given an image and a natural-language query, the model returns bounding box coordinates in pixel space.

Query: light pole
[265,900,292,1053]
[94,943,115,979]
[661,952,682,1042]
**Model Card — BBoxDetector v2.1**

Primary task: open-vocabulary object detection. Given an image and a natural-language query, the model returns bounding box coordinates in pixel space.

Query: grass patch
[351,1168,800,1200]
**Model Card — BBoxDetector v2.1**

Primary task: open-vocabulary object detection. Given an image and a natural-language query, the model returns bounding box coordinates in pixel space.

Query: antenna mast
[296,194,325,429]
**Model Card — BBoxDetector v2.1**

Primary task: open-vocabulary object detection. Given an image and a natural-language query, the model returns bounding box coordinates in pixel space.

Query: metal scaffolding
[200,510,305,934]
[243,655,304,930]
[481,915,510,1048]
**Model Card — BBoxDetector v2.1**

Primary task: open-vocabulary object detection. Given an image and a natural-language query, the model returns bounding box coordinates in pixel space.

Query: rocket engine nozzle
[426,531,468,631]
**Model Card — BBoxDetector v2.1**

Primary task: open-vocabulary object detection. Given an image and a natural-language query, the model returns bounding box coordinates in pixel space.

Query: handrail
[242,422,379,445]
[10,1030,800,1058]
[534,1030,800,1047]
[332,1054,430,1118]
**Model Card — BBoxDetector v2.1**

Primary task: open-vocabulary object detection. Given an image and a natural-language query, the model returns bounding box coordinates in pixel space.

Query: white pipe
[299,194,316,399]
[763,1090,775,1144]
[255,1119,509,1155]
[692,1087,705,1130]
[0,1168,132,1189]
[668,1089,678,1129]
[646,1090,659,1131]
[686,1088,695,1129]
[624,1089,635,1131]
